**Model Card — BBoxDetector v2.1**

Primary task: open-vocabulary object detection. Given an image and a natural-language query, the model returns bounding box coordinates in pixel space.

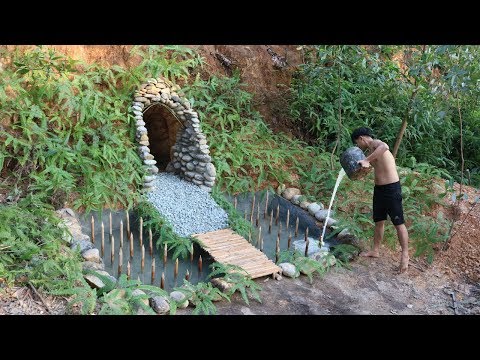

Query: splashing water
[320,168,346,246]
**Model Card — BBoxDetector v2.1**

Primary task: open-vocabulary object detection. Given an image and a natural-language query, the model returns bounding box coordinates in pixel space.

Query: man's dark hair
[351,127,374,143]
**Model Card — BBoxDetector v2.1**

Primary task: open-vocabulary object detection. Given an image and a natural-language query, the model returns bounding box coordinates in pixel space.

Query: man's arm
[358,140,389,167]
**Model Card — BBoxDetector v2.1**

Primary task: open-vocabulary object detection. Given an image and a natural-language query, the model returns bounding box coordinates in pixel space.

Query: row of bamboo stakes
[90,211,203,289]
[234,192,325,261]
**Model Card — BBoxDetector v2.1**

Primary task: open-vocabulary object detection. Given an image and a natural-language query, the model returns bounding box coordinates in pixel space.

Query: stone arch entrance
[132,77,216,192]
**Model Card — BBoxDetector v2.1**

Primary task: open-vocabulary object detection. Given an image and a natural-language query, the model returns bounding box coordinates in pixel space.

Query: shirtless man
[351,127,409,273]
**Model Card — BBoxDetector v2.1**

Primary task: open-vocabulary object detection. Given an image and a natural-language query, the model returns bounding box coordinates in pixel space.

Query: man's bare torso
[367,141,399,185]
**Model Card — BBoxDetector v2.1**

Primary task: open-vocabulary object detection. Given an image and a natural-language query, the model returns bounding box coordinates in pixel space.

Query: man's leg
[395,224,409,273]
[360,220,384,257]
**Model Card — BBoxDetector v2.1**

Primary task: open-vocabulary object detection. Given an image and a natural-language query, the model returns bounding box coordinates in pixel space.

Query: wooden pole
[256,203,260,227]
[305,227,309,242]
[127,260,131,280]
[109,211,112,236]
[141,244,145,273]
[119,220,123,249]
[185,269,190,281]
[190,243,194,262]
[275,204,280,225]
[260,236,263,252]
[101,221,104,257]
[151,258,156,285]
[305,238,309,257]
[91,216,95,244]
[295,217,299,237]
[126,210,130,239]
[163,243,167,265]
[264,191,269,219]
[149,227,153,257]
[286,209,290,231]
[174,258,179,278]
[287,232,292,250]
[250,193,256,224]
[269,209,273,234]
[278,222,282,241]
[198,255,203,272]
[276,233,280,263]
[248,230,252,243]
[118,249,123,277]
[139,217,143,247]
[129,233,134,258]
[160,272,165,289]
[110,234,115,265]
[257,226,262,248]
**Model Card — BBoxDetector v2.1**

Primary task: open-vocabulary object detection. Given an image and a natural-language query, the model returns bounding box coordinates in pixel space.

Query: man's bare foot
[360,250,380,258]
[399,253,409,274]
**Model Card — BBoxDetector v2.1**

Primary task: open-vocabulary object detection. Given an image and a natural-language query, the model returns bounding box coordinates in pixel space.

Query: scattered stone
[170,291,189,308]
[84,274,105,289]
[278,263,298,278]
[282,188,301,200]
[307,202,323,215]
[150,296,170,315]
[82,248,101,263]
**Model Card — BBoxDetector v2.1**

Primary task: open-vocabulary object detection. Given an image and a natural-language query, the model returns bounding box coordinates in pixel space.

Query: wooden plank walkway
[192,228,281,279]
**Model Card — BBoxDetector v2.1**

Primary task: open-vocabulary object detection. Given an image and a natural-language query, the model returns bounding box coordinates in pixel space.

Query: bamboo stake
[198,255,203,272]
[269,209,273,234]
[256,203,260,227]
[278,222,282,241]
[286,209,290,231]
[109,211,112,236]
[91,216,95,244]
[250,193,256,224]
[288,232,292,250]
[174,258,179,278]
[119,220,123,249]
[248,230,252,243]
[257,226,262,247]
[275,204,280,225]
[129,233,134,258]
[126,210,130,238]
[101,221,105,257]
[264,191,269,219]
[149,227,153,257]
[260,236,263,252]
[141,245,145,273]
[110,234,115,265]
[139,217,143,247]
[118,249,123,277]
[185,270,190,281]
[233,196,237,210]
[305,227,309,242]
[127,260,131,280]
[151,258,156,285]
[190,243,194,262]
[163,243,167,265]
[276,234,280,263]
[160,272,165,289]
[295,217,299,237]
[305,238,309,257]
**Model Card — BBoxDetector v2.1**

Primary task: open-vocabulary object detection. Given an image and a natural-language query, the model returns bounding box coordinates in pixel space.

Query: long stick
[305,227,309,242]
[250,193,256,224]
[295,217,299,237]
[109,211,112,236]
[141,244,145,273]
[126,210,130,238]
[151,258,156,285]
[129,233,134,258]
[28,282,50,314]
[275,204,280,225]
[91,216,95,244]
[304,238,309,257]
[118,249,123,277]
[139,217,143,247]
[264,191,269,219]
[149,227,153,257]
[276,233,280,263]
[101,222,105,257]
[257,226,262,248]
[198,255,203,272]
[269,209,273,234]
[287,232,292,250]
[286,209,290,231]
[278,222,282,241]
[248,230,252,243]
[163,243,167,265]
[160,272,165,289]
[256,203,260,227]
[174,258,179,278]
[127,260,131,280]
[110,234,115,265]
[190,243,194,262]
[119,220,123,249]
[185,270,190,281]
[234,196,237,210]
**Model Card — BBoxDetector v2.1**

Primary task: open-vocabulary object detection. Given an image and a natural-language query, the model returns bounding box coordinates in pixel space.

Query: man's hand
[358,159,371,168]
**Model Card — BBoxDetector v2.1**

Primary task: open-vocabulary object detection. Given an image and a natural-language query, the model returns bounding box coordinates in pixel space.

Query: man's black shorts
[373,181,405,225]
